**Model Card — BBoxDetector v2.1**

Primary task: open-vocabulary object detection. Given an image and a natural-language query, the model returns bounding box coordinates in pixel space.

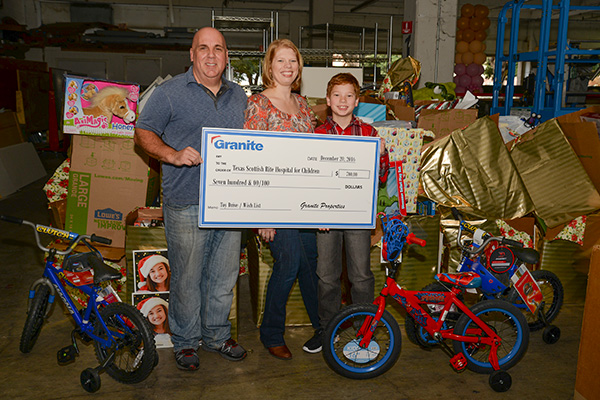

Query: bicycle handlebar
[379,213,426,262]
[91,234,112,245]
[0,215,24,224]
[0,215,112,254]
[451,207,463,221]
[406,232,426,247]
[450,207,524,258]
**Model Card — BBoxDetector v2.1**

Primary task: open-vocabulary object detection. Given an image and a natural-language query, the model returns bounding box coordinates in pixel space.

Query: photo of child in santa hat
[134,250,170,292]
[136,295,172,348]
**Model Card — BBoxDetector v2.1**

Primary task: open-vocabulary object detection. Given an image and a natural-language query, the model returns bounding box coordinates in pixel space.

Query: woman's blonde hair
[262,39,303,91]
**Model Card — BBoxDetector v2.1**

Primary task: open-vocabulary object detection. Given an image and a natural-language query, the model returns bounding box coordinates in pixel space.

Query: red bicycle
[322,213,530,392]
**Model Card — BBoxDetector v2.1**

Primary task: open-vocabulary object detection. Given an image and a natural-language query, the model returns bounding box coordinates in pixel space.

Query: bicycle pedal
[57,345,78,364]
[450,353,468,372]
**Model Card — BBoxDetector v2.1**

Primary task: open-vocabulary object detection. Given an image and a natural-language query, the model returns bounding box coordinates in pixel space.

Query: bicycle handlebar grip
[406,232,426,247]
[91,234,112,245]
[0,215,23,224]
[450,207,463,221]
[502,237,523,248]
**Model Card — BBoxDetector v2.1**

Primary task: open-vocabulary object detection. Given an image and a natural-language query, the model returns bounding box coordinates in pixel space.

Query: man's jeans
[164,204,241,352]
[316,229,375,329]
[260,229,320,347]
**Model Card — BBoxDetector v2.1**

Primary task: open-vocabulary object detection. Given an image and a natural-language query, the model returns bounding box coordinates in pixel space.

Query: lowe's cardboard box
[65,135,159,247]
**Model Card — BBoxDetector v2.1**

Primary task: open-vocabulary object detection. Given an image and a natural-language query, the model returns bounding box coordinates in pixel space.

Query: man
[134,27,247,371]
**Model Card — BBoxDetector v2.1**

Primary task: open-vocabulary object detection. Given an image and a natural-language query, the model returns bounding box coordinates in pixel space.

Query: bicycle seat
[87,256,122,285]
[63,252,95,272]
[63,252,121,284]
[510,246,539,264]
[436,271,482,289]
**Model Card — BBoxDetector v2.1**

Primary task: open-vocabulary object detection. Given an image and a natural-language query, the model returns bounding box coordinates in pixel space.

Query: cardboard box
[0,142,46,199]
[417,109,478,140]
[574,245,600,400]
[0,111,23,148]
[556,105,600,124]
[311,103,330,126]
[385,99,416,122]
[358,95,383,105]
[62,75,140,138]
[560,121,600,194]
[65,135,159,247]
[49,199,67,230]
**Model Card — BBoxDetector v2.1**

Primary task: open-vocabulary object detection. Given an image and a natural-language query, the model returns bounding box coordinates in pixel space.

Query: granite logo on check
[211,135,264,151]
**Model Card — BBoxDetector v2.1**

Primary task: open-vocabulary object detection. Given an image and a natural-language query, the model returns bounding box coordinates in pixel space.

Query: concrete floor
[0,151,584,399]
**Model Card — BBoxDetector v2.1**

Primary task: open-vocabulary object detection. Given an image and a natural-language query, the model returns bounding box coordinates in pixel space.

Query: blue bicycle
[1,215,157,393]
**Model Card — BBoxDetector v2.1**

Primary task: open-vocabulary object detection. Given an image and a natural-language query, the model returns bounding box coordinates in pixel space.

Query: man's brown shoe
[267,345,292,360]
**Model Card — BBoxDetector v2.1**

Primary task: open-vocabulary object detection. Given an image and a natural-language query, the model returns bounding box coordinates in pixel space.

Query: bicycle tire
[20,284,51,353]
[93,302,157,384]
[322,304,401,380]
[452,299,529,374]
[506,270,563,331]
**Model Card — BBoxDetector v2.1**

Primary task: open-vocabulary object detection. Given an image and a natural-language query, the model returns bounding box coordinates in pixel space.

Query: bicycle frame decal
[45,268,78,316]
[36,225,78,241]
[414,292,446,303]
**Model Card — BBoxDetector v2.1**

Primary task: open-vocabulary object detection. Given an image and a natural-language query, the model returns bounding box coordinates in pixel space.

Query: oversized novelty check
[199,128,380,228]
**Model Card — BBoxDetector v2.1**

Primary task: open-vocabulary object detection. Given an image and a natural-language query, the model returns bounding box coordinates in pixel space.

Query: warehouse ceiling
[3,0,600,59]
[56,0,600,19]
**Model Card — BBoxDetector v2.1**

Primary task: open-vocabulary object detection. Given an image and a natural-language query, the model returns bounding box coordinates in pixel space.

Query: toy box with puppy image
[63,75,140,138]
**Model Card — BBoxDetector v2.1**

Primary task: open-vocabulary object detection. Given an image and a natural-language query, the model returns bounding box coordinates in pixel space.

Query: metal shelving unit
[298,20,394,86]
[211,10,279,84]
[491,0,600,124]
[212,11,394,90]
[211,10,279,54]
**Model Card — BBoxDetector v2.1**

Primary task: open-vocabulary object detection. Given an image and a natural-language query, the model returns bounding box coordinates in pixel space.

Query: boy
[303,73,389,353]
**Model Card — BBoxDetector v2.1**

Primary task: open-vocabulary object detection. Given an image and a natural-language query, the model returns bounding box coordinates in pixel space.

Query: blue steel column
[505,0,526,115]
[552,0,570,117]
[531,0,552,120]
[492,2,512,114]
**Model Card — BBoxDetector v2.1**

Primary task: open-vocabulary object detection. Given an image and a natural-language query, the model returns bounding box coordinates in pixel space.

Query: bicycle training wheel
[453,299,529,374]
[322,304,401,380]
[93,302,157,384]
[506,270,564,331]
[20,284,51,353]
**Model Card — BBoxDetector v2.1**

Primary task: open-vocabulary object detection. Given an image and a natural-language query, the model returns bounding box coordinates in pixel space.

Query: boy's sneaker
[175,348,199,371]
[201,338,247,361]
[302,328,323,354]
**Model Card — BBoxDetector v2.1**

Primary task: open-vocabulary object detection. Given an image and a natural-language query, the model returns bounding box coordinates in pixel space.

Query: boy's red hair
[326,73,360,97]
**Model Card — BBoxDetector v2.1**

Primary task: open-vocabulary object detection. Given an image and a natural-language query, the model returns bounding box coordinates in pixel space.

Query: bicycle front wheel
[93,302,157,384]
[322,304,401,380]
[453,299,529,374]
[20,284,51,353]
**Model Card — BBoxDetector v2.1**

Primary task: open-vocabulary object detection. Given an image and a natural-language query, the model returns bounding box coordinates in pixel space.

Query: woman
[244,39,320,360]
